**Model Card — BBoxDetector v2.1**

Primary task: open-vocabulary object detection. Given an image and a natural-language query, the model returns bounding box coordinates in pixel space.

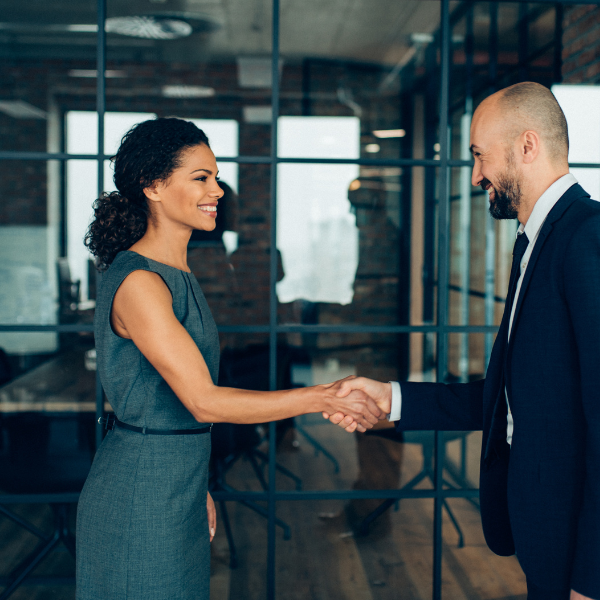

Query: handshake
[319,376,392,433]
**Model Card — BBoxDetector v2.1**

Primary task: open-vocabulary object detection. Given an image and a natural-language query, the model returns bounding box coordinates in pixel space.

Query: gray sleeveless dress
[76,250,220,600]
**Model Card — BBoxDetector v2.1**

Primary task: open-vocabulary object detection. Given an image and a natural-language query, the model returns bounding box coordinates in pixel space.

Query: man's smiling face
[470,100,523,220]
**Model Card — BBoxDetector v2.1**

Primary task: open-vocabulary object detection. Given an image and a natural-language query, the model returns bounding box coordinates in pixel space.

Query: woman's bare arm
[111,270,383,428]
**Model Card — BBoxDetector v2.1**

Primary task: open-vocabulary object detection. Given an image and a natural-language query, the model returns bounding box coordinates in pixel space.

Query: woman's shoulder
[106,251,186,300]
[99,251,154,298]
[109,250,151,273]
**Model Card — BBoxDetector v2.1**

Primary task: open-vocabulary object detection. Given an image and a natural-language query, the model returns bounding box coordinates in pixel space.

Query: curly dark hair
[84,117,210,270]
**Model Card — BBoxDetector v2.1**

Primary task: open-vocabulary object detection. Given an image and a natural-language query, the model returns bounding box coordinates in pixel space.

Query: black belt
[98,415,212,435]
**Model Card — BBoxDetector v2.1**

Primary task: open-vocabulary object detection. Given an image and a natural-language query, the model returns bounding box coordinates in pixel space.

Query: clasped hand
[322,376,392,433]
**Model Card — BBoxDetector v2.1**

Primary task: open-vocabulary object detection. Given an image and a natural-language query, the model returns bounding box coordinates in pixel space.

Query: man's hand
[322,377,392,432]
[320,378,385,432]
[571,590,595,600]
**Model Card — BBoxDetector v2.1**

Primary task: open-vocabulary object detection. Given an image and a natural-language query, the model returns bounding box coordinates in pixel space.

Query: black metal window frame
[1,0,600,598]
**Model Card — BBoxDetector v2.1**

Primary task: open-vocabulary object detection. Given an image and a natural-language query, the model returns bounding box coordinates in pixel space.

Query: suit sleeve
[395,379,485,431]
[564,213,600,597]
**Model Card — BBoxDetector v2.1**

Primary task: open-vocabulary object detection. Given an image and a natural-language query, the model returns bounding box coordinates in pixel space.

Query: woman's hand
[322,377,392,433]
[207,492,216,542]
[318,378,385,431]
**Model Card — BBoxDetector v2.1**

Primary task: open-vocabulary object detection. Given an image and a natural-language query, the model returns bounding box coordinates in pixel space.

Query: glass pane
[210,332,270,597]
[275,492,526,597]
[279,1,442,160]
[209,497,267,599]
[448,166,515,335]
[446,332,493,387]
[0,342,96,495]
[273,333,438,493]
[189,164,271,327]
[529,4,557,58]
[276,166,438,325]
[274,498,432,597]
[553,86,600,200]
[0,157,98,333]
[0,0,97,152]
[0,504,76,598]
[439,496,527,597]
[105,0,272,157]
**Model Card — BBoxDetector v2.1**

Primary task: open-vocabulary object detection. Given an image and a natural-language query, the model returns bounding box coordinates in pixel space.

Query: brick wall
[562,4,600,83]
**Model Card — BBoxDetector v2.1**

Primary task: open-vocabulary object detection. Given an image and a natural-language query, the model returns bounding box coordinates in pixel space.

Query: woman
[76,117,383,600]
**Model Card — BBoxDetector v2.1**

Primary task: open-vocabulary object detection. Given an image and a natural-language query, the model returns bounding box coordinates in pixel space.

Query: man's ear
[521,130,540,164]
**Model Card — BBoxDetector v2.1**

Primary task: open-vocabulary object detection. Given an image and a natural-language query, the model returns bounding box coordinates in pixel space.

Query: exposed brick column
[562,5,600,83]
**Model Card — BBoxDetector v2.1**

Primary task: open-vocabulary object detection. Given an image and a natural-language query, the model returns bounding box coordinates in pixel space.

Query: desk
[0,347,106,495]
[0,348,110,415]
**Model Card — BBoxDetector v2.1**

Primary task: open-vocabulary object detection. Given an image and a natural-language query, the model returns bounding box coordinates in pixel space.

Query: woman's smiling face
[145,143,224,232]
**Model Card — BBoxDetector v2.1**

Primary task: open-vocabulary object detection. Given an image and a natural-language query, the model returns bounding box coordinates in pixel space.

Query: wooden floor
[0,419,527,600]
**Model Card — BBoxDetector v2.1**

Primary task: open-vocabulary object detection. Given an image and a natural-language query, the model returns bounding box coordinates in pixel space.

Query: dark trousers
[527,578,570,600]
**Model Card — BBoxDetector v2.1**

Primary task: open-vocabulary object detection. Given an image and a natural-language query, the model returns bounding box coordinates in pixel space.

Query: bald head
[479,82,569,164]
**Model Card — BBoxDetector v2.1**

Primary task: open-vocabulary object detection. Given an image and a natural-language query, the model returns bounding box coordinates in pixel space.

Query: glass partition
[2,1,600,599]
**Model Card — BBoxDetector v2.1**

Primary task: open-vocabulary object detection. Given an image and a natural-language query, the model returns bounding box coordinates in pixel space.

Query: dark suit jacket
[397,184,600,596]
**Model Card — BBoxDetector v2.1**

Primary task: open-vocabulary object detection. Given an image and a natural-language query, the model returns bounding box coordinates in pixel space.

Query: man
[325,82,599,600]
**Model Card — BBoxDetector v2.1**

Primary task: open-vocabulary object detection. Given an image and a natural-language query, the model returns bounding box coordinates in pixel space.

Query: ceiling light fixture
[0,23,97,33]
[105,15,193,39]
[365,143,381,153]
[0,100,47,119]
[373,129,406,139]
[68,70,127,78]
[411,33,435,44]
[161,85,215,98]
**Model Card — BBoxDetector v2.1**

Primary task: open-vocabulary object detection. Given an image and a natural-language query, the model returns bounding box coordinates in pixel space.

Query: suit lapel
[506,184,586,354]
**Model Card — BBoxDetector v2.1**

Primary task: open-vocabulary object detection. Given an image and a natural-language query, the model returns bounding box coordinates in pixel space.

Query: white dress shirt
[389,173,579,440]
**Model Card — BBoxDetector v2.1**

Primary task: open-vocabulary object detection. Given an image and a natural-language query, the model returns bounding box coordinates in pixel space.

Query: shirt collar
[518,173,578,238]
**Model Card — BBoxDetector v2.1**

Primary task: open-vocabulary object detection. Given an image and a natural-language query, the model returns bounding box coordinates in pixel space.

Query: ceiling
[0,0,448,65]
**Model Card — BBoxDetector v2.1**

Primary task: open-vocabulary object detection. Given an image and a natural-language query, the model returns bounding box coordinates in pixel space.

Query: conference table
[0,348,107,416]
[0,347,112,497]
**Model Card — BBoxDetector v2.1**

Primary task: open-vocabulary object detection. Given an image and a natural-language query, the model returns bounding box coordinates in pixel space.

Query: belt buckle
[98,415,116,431]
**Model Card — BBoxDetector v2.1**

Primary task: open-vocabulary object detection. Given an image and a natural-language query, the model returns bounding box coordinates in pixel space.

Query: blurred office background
[1,0,599,598]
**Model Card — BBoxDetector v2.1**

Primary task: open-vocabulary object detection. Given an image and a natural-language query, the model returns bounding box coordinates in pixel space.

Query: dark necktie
[486,231,530,457]
[506,231,529,315]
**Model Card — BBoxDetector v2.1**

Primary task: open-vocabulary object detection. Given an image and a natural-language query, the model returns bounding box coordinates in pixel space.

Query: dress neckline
[124,250,192,274]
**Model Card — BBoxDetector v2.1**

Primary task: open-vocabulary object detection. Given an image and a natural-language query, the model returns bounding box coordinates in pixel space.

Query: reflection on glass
[102,0,272,157]
[449,166,516,378]
[277,166,436,327]
[0,159,60,351]
[277,117,360,305]
[0,0,96,152]
[274,491,525,597]
[0,343,97,499]
[279,1,441,160]
[187,163,271,327]
[209,499,267,599]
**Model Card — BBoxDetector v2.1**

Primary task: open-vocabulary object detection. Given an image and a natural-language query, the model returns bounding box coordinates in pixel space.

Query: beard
[484,152,522,220]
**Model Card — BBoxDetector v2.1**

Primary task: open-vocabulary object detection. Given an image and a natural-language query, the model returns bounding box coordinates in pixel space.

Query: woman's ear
[143,181,162,204]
